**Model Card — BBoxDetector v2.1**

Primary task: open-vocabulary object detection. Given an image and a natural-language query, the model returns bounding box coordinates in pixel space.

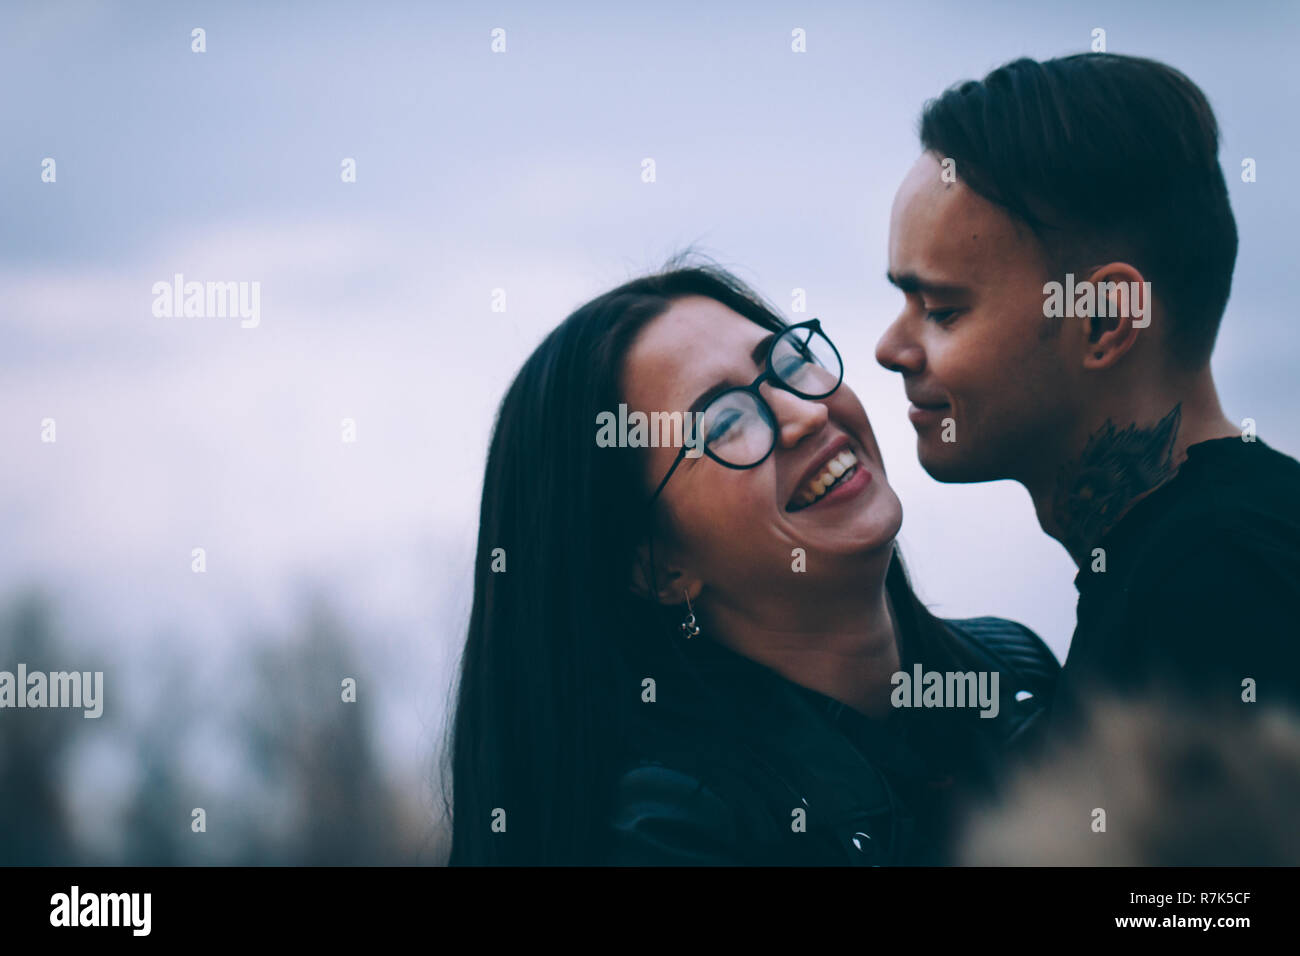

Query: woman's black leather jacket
[608,616,1058,865]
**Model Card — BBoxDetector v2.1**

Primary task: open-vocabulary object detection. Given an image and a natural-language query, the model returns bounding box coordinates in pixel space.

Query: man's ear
[1077,261,1149,370]
[629,540,703,606]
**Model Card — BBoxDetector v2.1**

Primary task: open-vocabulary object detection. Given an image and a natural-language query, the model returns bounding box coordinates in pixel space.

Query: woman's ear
[630,540,703,606]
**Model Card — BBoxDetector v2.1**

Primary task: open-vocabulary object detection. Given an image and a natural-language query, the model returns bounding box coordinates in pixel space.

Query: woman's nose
[762,383,829,449]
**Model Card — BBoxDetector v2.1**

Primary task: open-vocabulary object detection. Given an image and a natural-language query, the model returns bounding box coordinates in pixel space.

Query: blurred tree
[240,595,413,864]
[1,589,431,866]
[0,591,80,864]
[119,640,201,865]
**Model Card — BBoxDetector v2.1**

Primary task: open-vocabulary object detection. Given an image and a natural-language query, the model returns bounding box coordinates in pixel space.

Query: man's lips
[906,386,950,427]
[907,400,951,426]
[905,391,949,409]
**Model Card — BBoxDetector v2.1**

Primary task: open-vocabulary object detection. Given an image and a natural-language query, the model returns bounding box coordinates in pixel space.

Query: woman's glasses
[648,319,844,503]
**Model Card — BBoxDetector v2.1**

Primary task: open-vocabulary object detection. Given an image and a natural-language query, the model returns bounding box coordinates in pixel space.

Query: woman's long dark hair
[443,259,990,865]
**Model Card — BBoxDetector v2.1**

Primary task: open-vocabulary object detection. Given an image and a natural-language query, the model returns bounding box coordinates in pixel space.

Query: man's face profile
[877,152,1082,484]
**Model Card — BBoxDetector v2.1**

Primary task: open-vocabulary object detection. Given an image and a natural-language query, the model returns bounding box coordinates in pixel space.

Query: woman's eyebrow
[686,332,777,412]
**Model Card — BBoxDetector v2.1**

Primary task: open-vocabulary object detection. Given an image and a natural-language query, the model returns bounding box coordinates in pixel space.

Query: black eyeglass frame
[646,318,844,505]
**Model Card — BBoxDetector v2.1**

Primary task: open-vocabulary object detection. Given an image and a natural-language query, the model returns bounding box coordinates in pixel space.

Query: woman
[445,262,1057,865]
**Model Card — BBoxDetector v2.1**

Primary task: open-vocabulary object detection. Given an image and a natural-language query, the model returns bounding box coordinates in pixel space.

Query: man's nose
[762,382,829,448]
[875,314,925,375]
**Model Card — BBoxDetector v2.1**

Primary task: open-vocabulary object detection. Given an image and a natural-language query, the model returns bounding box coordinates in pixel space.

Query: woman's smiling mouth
[786,446,873,512]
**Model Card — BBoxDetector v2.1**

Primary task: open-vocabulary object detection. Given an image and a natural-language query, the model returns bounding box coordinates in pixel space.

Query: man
[875,53,1300,743]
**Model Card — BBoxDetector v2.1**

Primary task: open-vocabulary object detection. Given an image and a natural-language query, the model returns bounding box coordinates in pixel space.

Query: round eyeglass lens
[699,389,775,466]
[771,326,842,396]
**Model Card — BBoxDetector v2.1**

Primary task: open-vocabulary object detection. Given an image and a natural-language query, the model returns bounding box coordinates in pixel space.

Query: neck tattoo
[1052,403,1182,563]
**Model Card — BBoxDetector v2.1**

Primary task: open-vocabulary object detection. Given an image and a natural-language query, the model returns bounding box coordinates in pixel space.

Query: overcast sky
[4,0,1297,773]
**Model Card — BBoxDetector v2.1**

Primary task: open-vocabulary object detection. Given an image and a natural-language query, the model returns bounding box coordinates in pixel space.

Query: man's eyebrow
[686,331,777,412]
[885,271,969,297]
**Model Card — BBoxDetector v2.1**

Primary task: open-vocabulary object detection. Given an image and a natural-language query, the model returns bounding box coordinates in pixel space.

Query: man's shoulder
[1068,440,1300,708]
[1190,435,1300,478]
[1121,438,1300,565]
[1099,440,1300,629]
[1170,437,1300,525]
[1054,441,1300,725]
[1229,437,1300,481]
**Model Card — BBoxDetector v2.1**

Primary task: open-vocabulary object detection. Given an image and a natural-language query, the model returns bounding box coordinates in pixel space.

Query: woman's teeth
[792,449,859,510]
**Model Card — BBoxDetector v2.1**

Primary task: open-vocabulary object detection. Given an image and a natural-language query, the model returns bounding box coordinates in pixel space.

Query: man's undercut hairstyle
[919,53,1238,368]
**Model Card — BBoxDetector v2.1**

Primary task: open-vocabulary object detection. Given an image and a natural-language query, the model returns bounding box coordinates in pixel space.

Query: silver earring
[680,591,700,639]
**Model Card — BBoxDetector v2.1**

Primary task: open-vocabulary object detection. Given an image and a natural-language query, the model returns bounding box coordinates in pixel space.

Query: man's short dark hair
[920,53,1238,367]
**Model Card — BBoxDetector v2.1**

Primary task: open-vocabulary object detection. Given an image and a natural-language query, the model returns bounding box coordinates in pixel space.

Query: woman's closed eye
[706,407,744,444]
[774,352,810,378]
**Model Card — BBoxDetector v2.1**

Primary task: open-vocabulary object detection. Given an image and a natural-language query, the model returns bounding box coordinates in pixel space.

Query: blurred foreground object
[961,693,1300,865]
